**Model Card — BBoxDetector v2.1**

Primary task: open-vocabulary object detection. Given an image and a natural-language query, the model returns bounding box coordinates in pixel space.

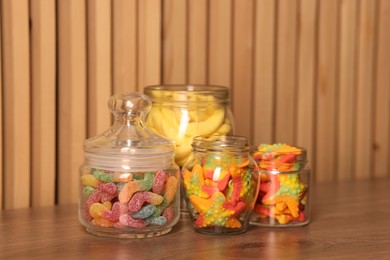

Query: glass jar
[143,85,235,167]
[182,135,260,235]
[78,93,180,238]
[250,144,310,227]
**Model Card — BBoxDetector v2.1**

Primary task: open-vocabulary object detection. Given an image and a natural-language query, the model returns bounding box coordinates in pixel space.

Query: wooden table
[1,178,390,259]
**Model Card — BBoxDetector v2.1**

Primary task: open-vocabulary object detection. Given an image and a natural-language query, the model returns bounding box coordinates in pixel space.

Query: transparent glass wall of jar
[182,135,260,235]
[79,93,180,238]
[144,85,235,167]
[250,144,310,227]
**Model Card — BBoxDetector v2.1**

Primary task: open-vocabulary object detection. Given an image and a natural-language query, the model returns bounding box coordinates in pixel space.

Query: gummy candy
[132,204,157,219]
[119,214,147,228]
[128,191,164,212]
[146,216,167,226]
[152,170,167,194]
[118,172,154,203]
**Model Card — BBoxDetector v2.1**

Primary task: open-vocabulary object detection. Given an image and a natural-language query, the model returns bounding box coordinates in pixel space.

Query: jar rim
[192,135,249,153]
[144,85,230,103]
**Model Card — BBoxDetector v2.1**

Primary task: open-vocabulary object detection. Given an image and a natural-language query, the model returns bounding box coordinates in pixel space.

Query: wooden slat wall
[1,0,389,209]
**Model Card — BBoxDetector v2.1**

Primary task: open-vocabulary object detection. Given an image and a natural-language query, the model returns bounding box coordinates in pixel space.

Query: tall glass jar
[143,85,235,167]
[182,135,260,235]
[250,144,310,227]
[79,93,180,238]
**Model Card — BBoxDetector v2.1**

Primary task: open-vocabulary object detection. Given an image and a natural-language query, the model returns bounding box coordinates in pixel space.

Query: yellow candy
[89,202,109,219]
[81,175,100,188]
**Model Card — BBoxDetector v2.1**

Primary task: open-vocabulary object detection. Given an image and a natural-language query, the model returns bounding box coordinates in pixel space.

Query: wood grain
[315,0,339,182]
[296,0,317,169]
[253,0,276,145]
[138,0,162,90]
[188,0,208,84]
[2,0,31,209]
[208,0,233,88]
[337,0,357,181]
[87,0,112,137]
[232,0,255,140]
[113,0,138,94]
[30,0,56,206]
[163,0,187,84]
[0,6,3,209]
[275,0,298,144]
[57,0,87,204]
[1,179,390,258]
[355,0,377,179]
[374,0,390,178]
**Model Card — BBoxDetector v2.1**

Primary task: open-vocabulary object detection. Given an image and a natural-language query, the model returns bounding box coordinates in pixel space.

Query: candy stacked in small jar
[250,144,310,227]
[182,135,260,235]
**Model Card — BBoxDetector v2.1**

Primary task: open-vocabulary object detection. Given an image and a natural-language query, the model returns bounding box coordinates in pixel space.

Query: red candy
[119,214,147,228]
[152,170,167,194]
[128,191,164,212]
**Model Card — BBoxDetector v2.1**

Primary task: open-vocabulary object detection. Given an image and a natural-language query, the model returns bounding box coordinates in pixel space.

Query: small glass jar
[182,135,260,235]
[78,93,180,238]
[143,85,235,167]
[250,144,310,227]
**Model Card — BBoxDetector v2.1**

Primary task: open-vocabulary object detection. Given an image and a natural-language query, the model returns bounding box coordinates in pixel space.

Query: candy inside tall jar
[79,93,180,238]
[143,85,235,167]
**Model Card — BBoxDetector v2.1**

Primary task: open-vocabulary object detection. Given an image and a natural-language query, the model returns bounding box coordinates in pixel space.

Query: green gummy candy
[132,204,157,219]
[83,186,95,195]
[146,216,167,226]
[92,168,115,182]
[140,171,154,190]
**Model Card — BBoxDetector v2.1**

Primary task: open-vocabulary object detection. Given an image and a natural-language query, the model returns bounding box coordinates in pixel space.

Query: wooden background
[0,0,389,209]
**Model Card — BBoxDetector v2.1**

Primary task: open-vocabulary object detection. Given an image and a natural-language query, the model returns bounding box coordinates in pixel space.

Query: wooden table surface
[1,178,390,259]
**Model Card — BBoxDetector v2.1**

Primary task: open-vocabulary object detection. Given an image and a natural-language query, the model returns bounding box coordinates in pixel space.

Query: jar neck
[192,135,250,156]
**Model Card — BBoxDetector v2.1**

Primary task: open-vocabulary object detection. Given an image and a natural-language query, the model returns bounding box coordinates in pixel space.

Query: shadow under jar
[181,135,260,235]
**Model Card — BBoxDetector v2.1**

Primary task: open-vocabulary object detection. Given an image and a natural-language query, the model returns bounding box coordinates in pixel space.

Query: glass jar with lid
[143,85,235,167]
[78,93,180,238]
[181,135,260,235]
[250,143,310,227]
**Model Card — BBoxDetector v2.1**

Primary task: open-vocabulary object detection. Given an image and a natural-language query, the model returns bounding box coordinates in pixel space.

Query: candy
[92,168,115,182]
[119,214,147,228]
[182,165,209,198]
[152,170,167,194]
[251,143,309,225]
[81,175,101,188]
[128,191,164,212]
[102,202,128,222]
[132,204,157,219]
[145,89,233,166]
[162,206,175,223]
[89,202,110,219]
[189,192,240,228]
[118,171,154,203]
[164,176,179,204]
[146,216,167,226]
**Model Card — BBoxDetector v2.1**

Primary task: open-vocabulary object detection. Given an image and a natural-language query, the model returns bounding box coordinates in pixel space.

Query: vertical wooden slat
[113,0,137,94]
[2,0,30,209]
[374,0,390,178]
[355,0,377,179]
[208,0,232,88]
[275,0,298,144]
[253,0,276,145]
[296,0,317,169]
[138,0,162,90]
[337,0,357,181]
[162,0,187,84]
[188,0,207,84]
[58,0,87,204]
[232,0,255,139]
[315,0,339,182]
[87,0,112,137]
[30,0,56,206]
[0,5,3,209]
